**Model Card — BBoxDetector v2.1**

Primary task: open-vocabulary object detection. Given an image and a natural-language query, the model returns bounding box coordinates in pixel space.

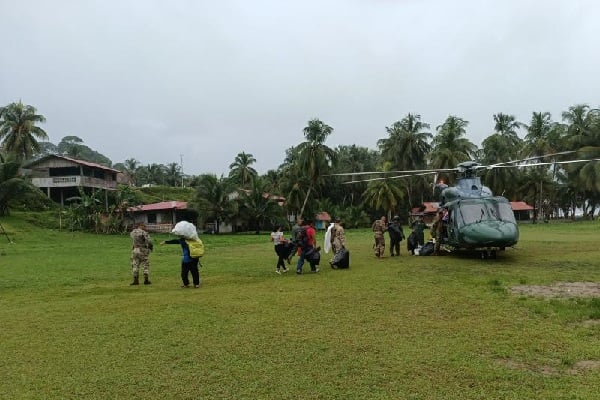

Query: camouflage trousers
[330,241,343,262]
[131,248,150,278]
[374,234,385,257]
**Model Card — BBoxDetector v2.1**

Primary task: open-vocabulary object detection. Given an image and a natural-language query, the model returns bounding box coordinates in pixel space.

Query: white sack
[171,221,199,240]
[323,223,334,254]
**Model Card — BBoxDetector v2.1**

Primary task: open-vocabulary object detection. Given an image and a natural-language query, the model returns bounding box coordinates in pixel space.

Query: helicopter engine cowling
[441,177,492,204]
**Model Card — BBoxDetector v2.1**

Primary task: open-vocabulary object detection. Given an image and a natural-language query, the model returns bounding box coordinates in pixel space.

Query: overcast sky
[1,0,599,176]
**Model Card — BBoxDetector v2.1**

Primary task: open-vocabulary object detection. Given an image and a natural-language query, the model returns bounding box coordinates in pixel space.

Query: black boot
[130,277,139,285]
[143,275,151,285]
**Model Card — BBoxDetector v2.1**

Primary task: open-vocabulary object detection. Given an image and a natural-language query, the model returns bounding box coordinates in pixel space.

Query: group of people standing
[270,216,348,275]
[270,217,320,275]
[372,215,430,257]
[130,212,444,288]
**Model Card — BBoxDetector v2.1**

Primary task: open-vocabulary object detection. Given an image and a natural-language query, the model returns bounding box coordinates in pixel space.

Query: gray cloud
[1,0,599,175]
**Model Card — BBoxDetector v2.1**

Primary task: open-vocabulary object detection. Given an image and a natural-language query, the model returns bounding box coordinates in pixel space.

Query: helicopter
[332,152,599,258]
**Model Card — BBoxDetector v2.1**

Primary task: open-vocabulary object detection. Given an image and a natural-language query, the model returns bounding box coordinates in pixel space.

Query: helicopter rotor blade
[342,170,439,184]
[491,158,600,169]
[479,150,579,170]
[327,167,456,177]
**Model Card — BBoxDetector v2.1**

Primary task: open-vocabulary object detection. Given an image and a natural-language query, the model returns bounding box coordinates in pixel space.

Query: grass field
[1,214,600,399]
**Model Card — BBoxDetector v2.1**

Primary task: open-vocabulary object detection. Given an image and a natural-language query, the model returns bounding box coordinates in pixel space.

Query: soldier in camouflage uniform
[372,216,387,258]
[330,218,346,261]
[130,222,154,285]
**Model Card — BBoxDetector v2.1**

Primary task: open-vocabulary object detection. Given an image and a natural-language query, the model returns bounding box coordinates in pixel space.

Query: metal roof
[128,201,189,212]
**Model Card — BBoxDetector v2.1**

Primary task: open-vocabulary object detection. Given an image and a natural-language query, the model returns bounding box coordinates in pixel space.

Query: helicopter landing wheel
[481,250,497,259]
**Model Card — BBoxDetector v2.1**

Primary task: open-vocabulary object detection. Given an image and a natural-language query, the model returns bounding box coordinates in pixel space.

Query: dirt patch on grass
[497,358,600,376]
[510,282,600,298]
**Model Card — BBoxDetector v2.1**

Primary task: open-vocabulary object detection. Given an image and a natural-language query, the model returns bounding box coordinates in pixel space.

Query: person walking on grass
[287,216,304,263]
[388,215,405,257]
[372,216,387,258]
[130,222,153,285]
[330,217,346,265]
[160,236,201,288]
[296,219,319,274]
[270,225,289,274]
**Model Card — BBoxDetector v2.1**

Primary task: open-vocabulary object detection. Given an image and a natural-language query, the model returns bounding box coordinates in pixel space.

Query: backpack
[185,238,205,258]
[295,226,308,245]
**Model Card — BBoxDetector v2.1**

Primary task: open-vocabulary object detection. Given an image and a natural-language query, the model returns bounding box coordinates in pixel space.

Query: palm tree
[522,112,557,157]
[361,163,405,219]
[378,114,433,207]
[237,177,283,233]
[330,144,379,207]
[296,119,336,217]
[229,151,258,188]
[165,162,182,187]
[123,158,139,186]
[521,112,565,222]
[430,116,476,182]
[378,113,432,170]
[493,113,522,151]
[481,114,524,198]
[0,153,34,216]
[562,105,600,194]
[0,101,49,161]
[193,174,236,233]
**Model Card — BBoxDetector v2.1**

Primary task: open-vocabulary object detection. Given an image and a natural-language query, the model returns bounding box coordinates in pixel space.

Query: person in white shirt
[270,225,289,274]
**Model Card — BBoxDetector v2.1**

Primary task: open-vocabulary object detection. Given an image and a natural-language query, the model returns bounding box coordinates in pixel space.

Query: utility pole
[180,154,184,188]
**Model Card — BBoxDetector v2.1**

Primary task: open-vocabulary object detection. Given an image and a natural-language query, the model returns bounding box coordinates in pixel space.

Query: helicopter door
[446,208,456,242]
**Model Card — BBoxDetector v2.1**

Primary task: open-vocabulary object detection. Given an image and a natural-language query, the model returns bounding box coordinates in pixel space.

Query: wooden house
[127,201,198,233]
[23,155,126,207]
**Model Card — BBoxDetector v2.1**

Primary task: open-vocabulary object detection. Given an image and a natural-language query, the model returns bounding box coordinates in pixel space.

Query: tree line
[1,100,599,229]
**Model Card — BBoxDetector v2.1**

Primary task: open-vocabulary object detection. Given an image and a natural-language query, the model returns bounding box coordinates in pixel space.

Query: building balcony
[31,176,118,190]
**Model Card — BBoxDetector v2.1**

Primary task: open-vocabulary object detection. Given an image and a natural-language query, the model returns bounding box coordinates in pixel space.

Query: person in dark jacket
[388,216,406,256]
[160,237,201,288]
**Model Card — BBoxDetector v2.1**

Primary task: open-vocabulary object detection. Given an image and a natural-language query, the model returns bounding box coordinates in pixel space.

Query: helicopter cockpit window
[459,203,489,225]
[495,202,516,223]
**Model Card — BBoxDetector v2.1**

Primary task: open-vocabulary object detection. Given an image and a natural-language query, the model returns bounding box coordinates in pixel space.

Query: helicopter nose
[462,221,518,246]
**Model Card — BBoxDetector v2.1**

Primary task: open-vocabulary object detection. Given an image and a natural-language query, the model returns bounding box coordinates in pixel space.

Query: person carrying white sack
[160,221,204,288]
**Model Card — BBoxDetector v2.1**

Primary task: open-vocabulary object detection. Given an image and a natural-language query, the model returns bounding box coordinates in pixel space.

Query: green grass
[1,213,600,399]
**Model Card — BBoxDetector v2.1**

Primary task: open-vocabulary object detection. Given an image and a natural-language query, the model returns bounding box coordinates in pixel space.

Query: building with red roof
[127,201,198,233]
[23,154,126,207]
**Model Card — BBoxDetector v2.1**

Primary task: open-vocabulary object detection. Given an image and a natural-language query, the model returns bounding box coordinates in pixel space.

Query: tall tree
[378,114,432,207]
[361,163,405,219]
[331,144,380,207]
[0,101,48,161]
[296,119,336,217]
[562,104,600,215]
[481,113,524,198]
[378,113,432,170]
[430,115,476,182]
[123,158,139,186]
[492,113,522,153]
[521,112,565,221]
[165,162,182,187]
[229,151,257,188]
[237,177,283,233]
[0,153,34,216]
[193,174,236,233]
